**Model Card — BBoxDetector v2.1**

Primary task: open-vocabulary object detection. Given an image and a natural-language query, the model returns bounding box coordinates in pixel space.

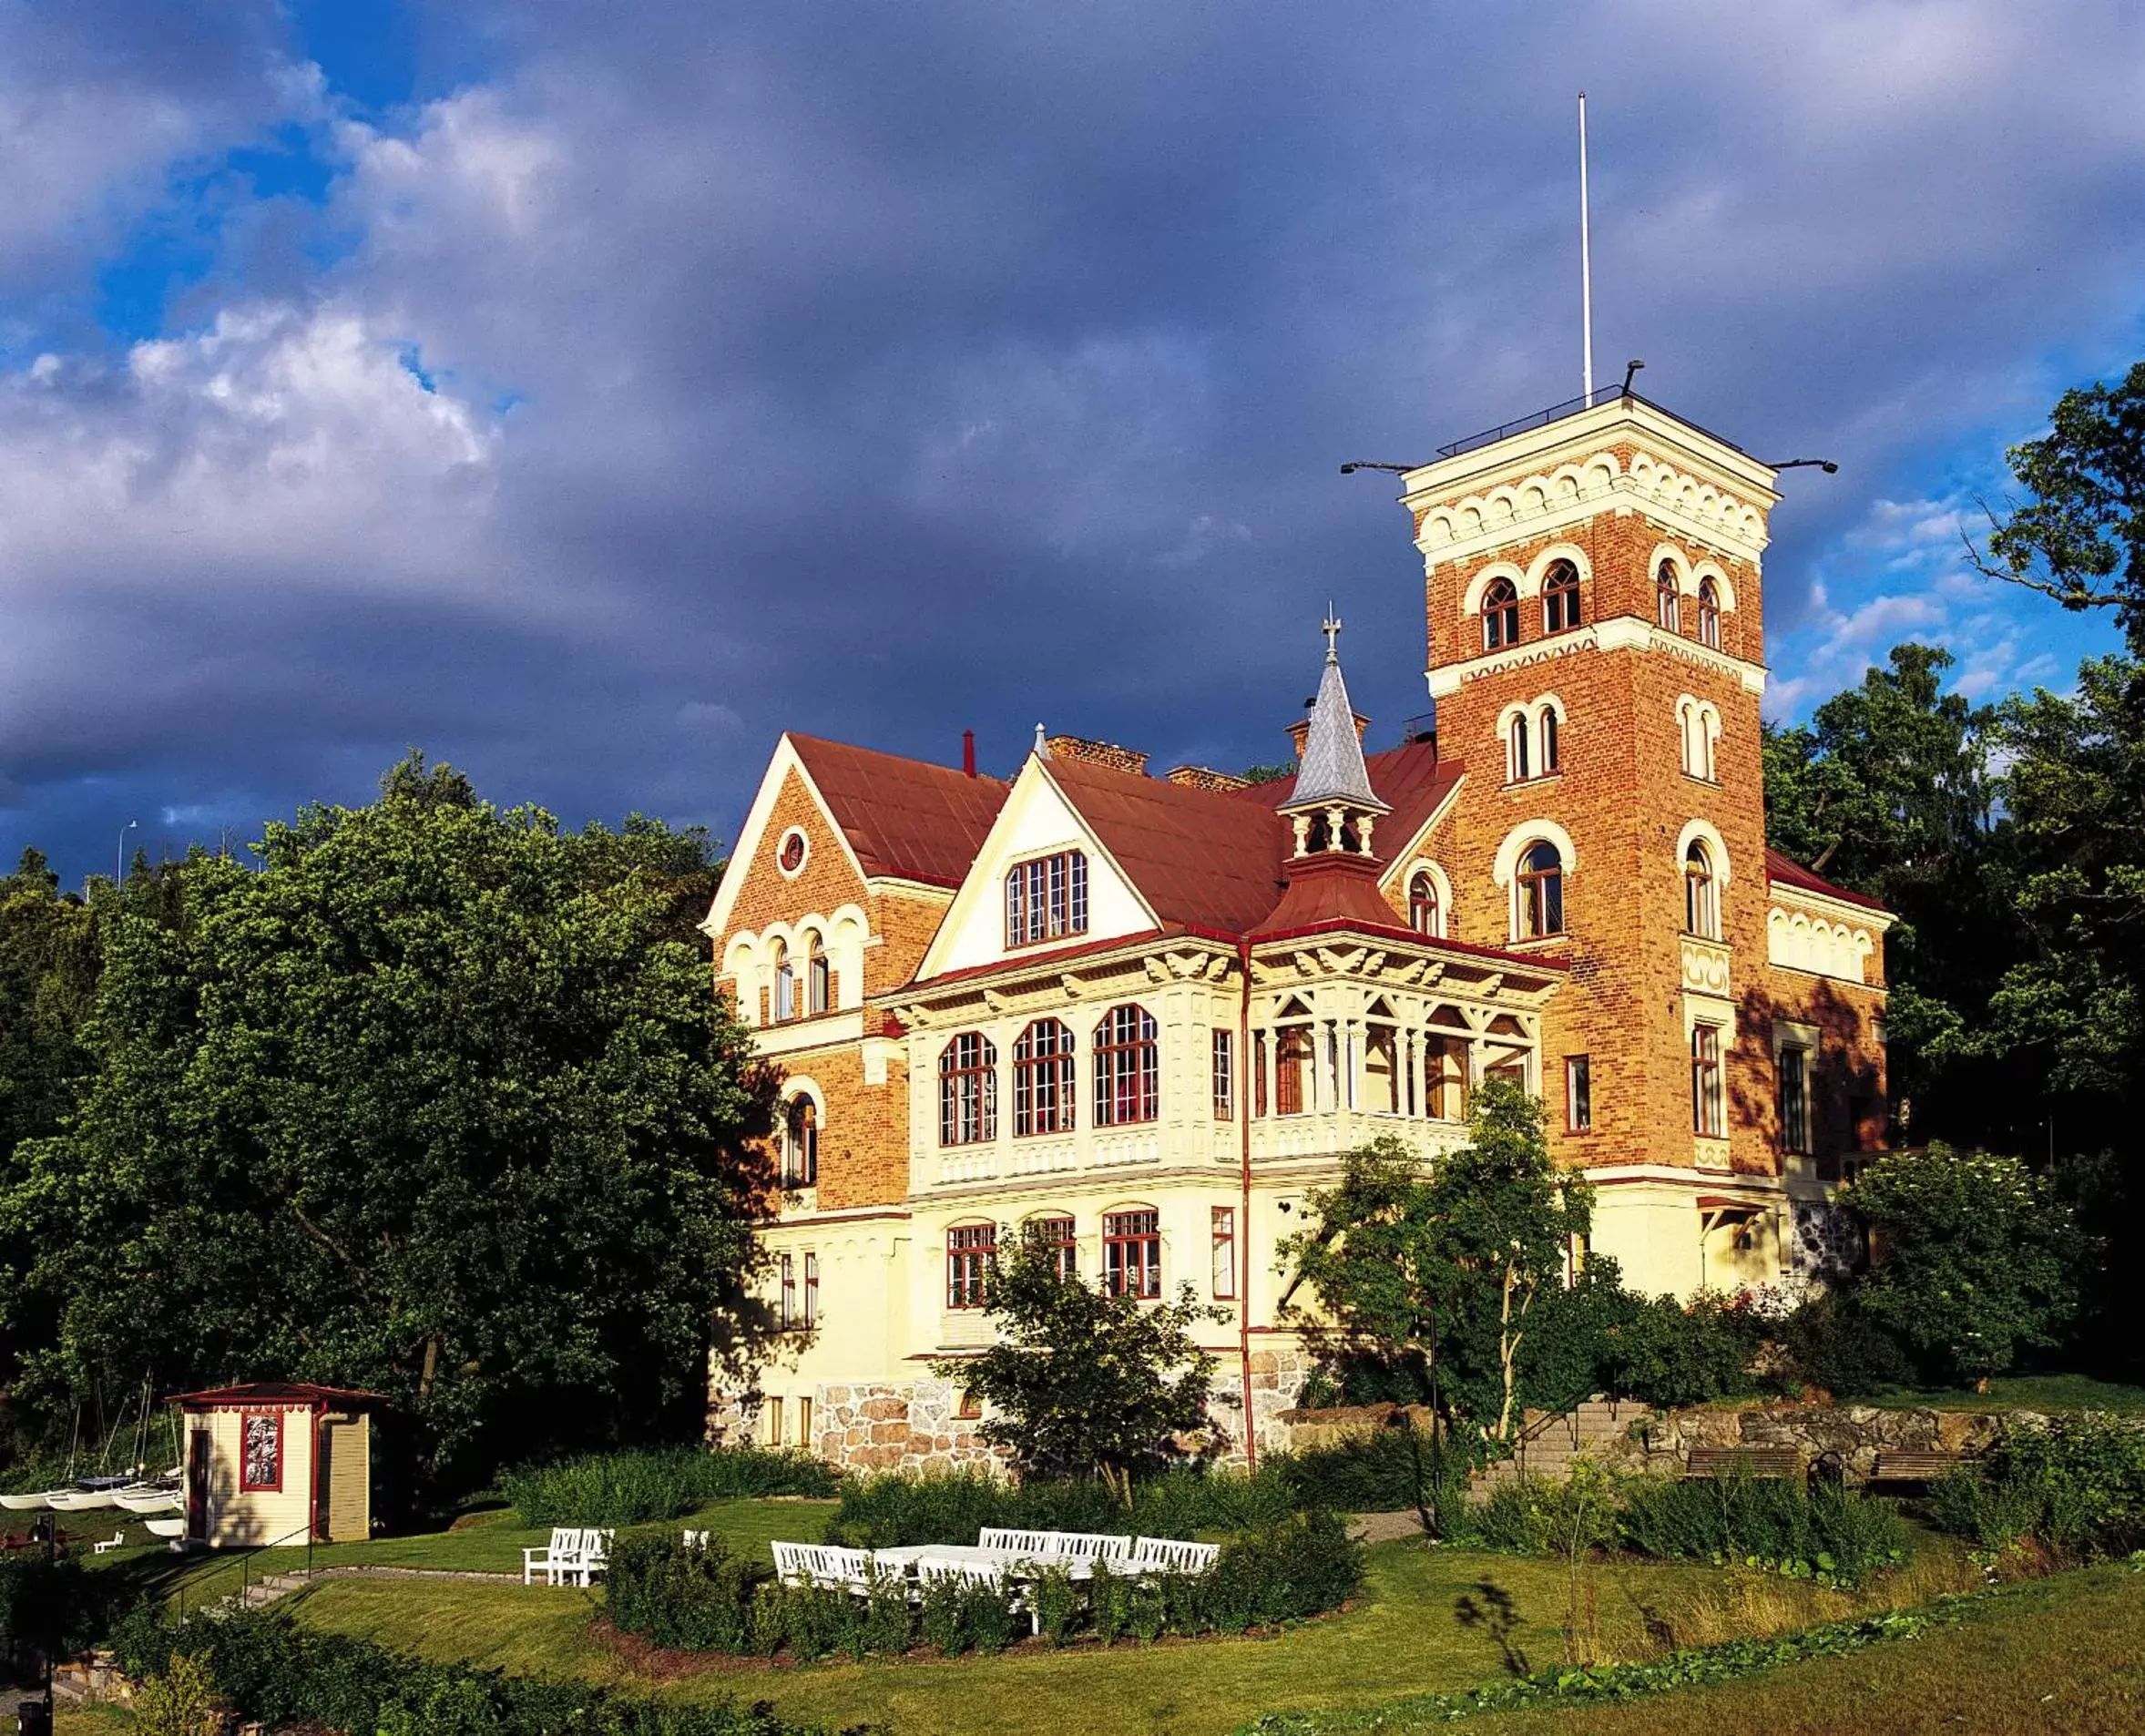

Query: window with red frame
[240,1411,282,1492]
[780,1253,796,1329]
[1273,1024,1310,1115]
[1691,1025,1725,1137]
[946,1222,996,1308]
[1013,1017,1077,1136]
[1211,1028,1234,1120]
[1104,1210,1161,1298]
[1092,1005,1159,1126]
[1542,560,1582,632]
[1408,871,1439,935]
[1026,1213,1078,1279]
[1697,577,1722,648]
[804,1252,819,1328]
[1656,564,1681,631]
[1481,577,1520,649]
[1210,1206,1237,1300]
[1004,851,1088,948]
[938,1033,997,1145]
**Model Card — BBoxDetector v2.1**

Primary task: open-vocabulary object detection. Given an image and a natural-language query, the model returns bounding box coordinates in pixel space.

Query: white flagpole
[1578,91,1594,402]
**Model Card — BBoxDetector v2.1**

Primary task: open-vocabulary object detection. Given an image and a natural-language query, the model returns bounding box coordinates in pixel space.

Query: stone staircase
[1473,1396,1652,1491]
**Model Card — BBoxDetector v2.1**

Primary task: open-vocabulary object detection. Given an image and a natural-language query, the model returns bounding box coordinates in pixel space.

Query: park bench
[1129,1537,1221,1573]
[978,1527,1133,1563]
[1871,1449,1965,1485]
[771,1540,875,1593]
[1683,1445,1803,1480]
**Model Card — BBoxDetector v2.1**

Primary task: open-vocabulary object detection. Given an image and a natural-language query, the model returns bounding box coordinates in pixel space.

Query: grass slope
[1861,1373,2145,1414]
[283,1540,1937,1736]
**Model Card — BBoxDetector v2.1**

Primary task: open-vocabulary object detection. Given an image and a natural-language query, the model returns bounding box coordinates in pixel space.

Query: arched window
[946,1221,996,1309]
[1025,1213,1078,1279]
[1006,851,1088,948]
[805,934,830,1016]
[771,939,795,1023]
[1517,840,1566,939]
[1656,564,1681,632]
[782,1098,819,1188]
[938,1033,997,1146]
[1680,701,1719,781]
[1507,713,1531,782]
[1697,577,1721,649]
[1482,577,1520,650]
[1093,1004,1159,1127]
[1542,560,1582,633]
[1684,841,1719,939]
[1540,706,1560,774]
[1013,1017,1077,1137]
[1408,871,1440,936]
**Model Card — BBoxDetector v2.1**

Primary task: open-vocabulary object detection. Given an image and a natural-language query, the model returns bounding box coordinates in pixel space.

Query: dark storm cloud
[0,0,2140,880]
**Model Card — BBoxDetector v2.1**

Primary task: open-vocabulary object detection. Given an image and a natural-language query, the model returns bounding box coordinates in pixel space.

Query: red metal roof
[1043,753,1290,934]
[165,1382,383,1407]
[1764,847,1887,913]
[789,735,1007,888]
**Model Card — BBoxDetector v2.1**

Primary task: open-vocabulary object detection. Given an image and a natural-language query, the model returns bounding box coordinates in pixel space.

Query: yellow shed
[167,1382,381,1548]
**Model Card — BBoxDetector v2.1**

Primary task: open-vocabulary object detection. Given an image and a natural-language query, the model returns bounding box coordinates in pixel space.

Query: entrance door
[185,1427,211,1541]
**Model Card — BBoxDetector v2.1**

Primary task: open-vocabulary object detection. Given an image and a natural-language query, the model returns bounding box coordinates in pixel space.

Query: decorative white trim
[1690,557,1738,614]
[1415,459,1770,567]
[1767,880,1895,933]
[1523,542,1593,594]
[751,1010,868,1057]
[1395,858,1452,939]
[775,827,811,879]
[1426,616,1766,700]
[1492,819,1579,888]
[1674,818,1732,885]
[1766,904,1878,984]
[1460,560,1527,616]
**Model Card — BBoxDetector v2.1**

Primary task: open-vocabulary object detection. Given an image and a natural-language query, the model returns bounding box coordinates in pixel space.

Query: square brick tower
[1394,393,1878,1293]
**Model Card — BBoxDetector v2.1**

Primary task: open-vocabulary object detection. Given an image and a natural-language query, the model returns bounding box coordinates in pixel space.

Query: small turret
[1278,613,1390,861]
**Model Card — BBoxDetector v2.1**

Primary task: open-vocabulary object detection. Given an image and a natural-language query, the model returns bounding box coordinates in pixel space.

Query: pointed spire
[1284,618,1387,815]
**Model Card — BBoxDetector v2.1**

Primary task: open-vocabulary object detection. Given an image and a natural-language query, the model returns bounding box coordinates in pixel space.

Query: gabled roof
[789,736,1007,889]
[1043,753,1288,934]
[166,1381,383,1408]
[1764,847,1887,914]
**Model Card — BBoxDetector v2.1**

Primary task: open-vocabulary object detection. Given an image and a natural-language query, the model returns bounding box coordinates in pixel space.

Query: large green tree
[931,1234,1219,1485]
[4,756,777,1487]
[1281,1083,1596,1455]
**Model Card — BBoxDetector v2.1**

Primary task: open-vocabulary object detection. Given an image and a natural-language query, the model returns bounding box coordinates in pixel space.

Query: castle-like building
[702,393,1891,1470]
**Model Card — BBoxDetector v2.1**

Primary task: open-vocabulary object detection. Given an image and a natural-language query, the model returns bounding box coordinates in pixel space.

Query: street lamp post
[116,819,138,888]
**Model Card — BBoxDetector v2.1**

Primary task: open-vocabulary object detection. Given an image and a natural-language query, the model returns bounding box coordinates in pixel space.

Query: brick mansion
[701,392,1892,1470]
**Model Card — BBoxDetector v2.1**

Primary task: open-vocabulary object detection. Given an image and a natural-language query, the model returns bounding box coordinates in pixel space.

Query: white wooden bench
[771,1540,875,1593]
[523,1527,616,1587]
[1129,1537,1221,1573]
[978,1527,1134,1563]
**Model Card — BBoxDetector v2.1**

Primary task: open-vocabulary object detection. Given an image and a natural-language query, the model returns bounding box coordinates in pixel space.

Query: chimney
[1045,734,1149,777]
[1164,764,1251,794]
[1287,710,1370,758]
[962,730,976,778]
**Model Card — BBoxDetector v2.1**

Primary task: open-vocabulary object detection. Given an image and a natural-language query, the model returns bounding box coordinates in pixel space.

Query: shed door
[320,1415,369,1543]
[185,1428,211,1540]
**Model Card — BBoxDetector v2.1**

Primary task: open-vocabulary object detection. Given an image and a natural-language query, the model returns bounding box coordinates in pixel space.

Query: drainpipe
[1237,938,1257,1473]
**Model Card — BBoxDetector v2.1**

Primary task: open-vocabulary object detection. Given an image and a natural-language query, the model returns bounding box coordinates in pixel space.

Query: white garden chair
[524,1527,584,1586]
[681,1529,710,1550]
[771,1541,875,1594]
[569,1527,616,1586]
[92,1528,128,1556]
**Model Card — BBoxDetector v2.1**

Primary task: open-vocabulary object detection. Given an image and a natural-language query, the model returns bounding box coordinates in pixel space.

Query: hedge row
[606,1511,1364,1660]
[502,1445,840,1527]
[1456,1466,1909,1587]
[110,1606,810,1736]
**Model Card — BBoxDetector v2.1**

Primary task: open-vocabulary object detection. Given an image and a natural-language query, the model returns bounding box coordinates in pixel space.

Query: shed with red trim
[165,1382,383,1548]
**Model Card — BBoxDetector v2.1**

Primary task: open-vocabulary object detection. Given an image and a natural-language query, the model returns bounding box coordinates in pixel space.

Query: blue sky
[0,0,2139,883]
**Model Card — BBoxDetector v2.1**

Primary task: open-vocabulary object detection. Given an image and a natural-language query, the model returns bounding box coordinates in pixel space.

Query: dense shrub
[602,1515,1360,1662]
[1598,1290,1762,1409]
[824,1463,1302,1548]
[504,1445,837,1527]
[606,1533,764,1652]
[1616,1468,1906,1586]
[1280,1425,1474,1515]
[111,1607,804,1735]
[1459,1465,1620,1559]
[1767,1290,1910,1397]
[1925,1414,2145,1561]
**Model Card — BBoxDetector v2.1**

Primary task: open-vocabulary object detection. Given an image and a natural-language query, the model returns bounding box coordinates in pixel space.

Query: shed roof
[166,1382,384,1408]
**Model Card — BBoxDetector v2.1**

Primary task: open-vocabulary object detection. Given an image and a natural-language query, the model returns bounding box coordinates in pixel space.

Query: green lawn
[279,1539,1972,1736]
[1862,1373,2145,1414]
[81,1496,841,1617]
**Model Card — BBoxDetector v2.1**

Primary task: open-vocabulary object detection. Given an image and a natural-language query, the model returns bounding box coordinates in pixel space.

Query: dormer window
[1482,577,1520,650]
[1005,850,1088,949]
[1656,564,1681,632]
[1542,561,1582,633]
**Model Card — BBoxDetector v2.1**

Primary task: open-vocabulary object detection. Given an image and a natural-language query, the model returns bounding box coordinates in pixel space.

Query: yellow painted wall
[199,1405,317,1547]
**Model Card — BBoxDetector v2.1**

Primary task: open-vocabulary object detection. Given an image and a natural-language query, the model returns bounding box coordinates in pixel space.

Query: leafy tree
[1282,1083,1594,1457]
[4,754,778,1488]
[1841,1144,2081,1386]
[1970,357,2145,657]
[931,1235,1220,1486]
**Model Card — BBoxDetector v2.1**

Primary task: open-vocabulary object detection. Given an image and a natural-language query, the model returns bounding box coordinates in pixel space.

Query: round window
[777,829,809,875]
